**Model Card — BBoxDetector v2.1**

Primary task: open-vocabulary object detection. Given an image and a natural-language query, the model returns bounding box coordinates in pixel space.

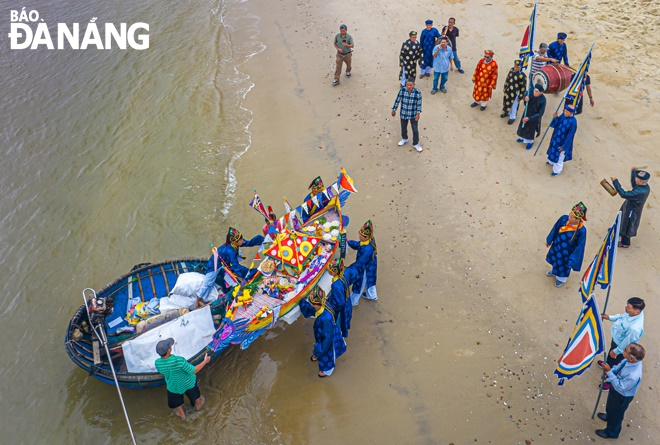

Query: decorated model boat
[64,169,358,389]
[209,194,349,353]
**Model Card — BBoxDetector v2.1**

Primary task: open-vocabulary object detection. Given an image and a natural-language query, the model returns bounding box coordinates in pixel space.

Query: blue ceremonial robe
[545,215,587,278]
[299,299,346,373]
[216,235,264,281]
[420,27,441,70]
[547,114,577,163]
[348,238,377,292]
[547,41,569,66]
[327,264,361,338]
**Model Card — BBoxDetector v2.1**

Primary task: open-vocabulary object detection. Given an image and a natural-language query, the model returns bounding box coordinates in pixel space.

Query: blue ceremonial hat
[425,20,433,25]
[564,103,575,112]
[557,32,567,39]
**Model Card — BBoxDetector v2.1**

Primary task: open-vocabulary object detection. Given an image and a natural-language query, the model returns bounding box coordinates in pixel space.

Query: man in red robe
[471,50,498,110]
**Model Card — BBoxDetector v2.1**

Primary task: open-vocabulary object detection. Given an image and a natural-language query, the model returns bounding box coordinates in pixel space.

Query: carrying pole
[590,288,610,419]
[590,211,623,419]
[533,97,564,156]
[83,289,138,445]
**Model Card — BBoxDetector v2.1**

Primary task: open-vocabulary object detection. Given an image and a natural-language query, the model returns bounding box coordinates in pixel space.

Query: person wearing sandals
[545,202,587,288]
[612,168,651,248]
[299,286,346,378]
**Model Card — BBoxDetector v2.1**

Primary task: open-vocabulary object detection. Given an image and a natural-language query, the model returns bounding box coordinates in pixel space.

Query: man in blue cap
[546,104,577,176]
[333,24,354,86]
[547,32,569,66]
[419,20,441,78]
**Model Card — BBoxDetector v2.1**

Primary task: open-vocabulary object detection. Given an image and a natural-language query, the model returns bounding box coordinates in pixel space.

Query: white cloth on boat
[171,272,218,300]
[161,272,219,312]
[122,306,215,373]
[159,294,195,312]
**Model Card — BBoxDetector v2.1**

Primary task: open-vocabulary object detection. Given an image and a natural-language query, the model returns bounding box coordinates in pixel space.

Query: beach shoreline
[216,0,659,442]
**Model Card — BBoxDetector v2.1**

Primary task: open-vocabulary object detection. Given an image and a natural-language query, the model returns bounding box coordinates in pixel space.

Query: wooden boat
[64,258,231,389]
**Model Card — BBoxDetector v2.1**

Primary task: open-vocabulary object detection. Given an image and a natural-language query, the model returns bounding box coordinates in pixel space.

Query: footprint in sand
[455,349,475,357]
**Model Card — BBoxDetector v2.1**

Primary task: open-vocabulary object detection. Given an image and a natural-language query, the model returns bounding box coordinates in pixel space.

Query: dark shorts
[167,383,201,409]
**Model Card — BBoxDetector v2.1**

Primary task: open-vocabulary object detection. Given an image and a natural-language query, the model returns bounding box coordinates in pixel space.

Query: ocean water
[0,0,271,442]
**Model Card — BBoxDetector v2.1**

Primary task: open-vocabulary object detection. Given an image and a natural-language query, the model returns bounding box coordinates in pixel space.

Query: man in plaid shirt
[391,78,423,152]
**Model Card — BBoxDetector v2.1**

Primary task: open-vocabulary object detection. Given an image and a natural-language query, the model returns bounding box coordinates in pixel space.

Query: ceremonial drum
[532,64,573,94]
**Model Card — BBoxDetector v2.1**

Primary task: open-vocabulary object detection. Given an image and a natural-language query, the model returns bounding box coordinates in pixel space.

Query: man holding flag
[600,298,645,391]
[595,343,646,439]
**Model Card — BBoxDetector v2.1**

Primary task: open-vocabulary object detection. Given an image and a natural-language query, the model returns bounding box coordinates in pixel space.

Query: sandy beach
[226,0,659,442]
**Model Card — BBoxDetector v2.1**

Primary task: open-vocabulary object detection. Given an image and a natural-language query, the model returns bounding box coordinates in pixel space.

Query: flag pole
[534,42,593,156]
[532,97,565,156]
[590,211,622,418]
[520,1,537,128]
[601,211,622,314]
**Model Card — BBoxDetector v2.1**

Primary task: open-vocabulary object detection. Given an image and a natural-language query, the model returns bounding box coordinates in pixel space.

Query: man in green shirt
[155,338,210,419]
[333,24,354,86]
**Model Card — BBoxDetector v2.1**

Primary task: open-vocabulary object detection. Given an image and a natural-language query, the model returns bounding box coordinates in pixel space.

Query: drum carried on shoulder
[532,64,574,94]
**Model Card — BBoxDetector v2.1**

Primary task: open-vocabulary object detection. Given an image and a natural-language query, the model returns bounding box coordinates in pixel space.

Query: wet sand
[228,0,659,443]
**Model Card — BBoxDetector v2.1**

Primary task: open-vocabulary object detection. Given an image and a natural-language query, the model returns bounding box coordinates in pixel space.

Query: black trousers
[606,339,625,367]
[400,118,419,145]
[604,388,634,438]
[620,235,631,246]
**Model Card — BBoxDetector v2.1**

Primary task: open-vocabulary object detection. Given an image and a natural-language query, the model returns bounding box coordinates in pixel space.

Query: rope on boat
[83,288,138,445]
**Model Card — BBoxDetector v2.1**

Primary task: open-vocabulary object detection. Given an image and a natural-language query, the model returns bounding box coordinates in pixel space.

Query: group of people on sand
[334,21,596,177]
[532,152,650,439]
[334,17,653,441]
[154,177,379,417]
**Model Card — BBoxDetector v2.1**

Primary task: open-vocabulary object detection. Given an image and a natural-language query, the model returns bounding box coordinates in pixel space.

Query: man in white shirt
[600,297,645,391]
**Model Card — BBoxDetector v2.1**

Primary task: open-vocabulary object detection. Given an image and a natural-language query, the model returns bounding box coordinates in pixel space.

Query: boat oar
[533,97,565,156]
[83,289,138,445]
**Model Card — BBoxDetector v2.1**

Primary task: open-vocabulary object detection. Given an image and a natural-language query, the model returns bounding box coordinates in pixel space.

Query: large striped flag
[518,1,537,69]
[565,43,594,108]
[555,294,605,385]
[579,212,621,301]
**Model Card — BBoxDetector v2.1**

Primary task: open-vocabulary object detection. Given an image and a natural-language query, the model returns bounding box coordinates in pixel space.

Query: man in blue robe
[546,104,578,177]
[348,220,378,305]
[299,286,346,378]
[545,202,587,288]
[214,227,264,293]
[326,258,361,338]
[547,32,569,66]
[419,20,441,78]
[301,176,330,222]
